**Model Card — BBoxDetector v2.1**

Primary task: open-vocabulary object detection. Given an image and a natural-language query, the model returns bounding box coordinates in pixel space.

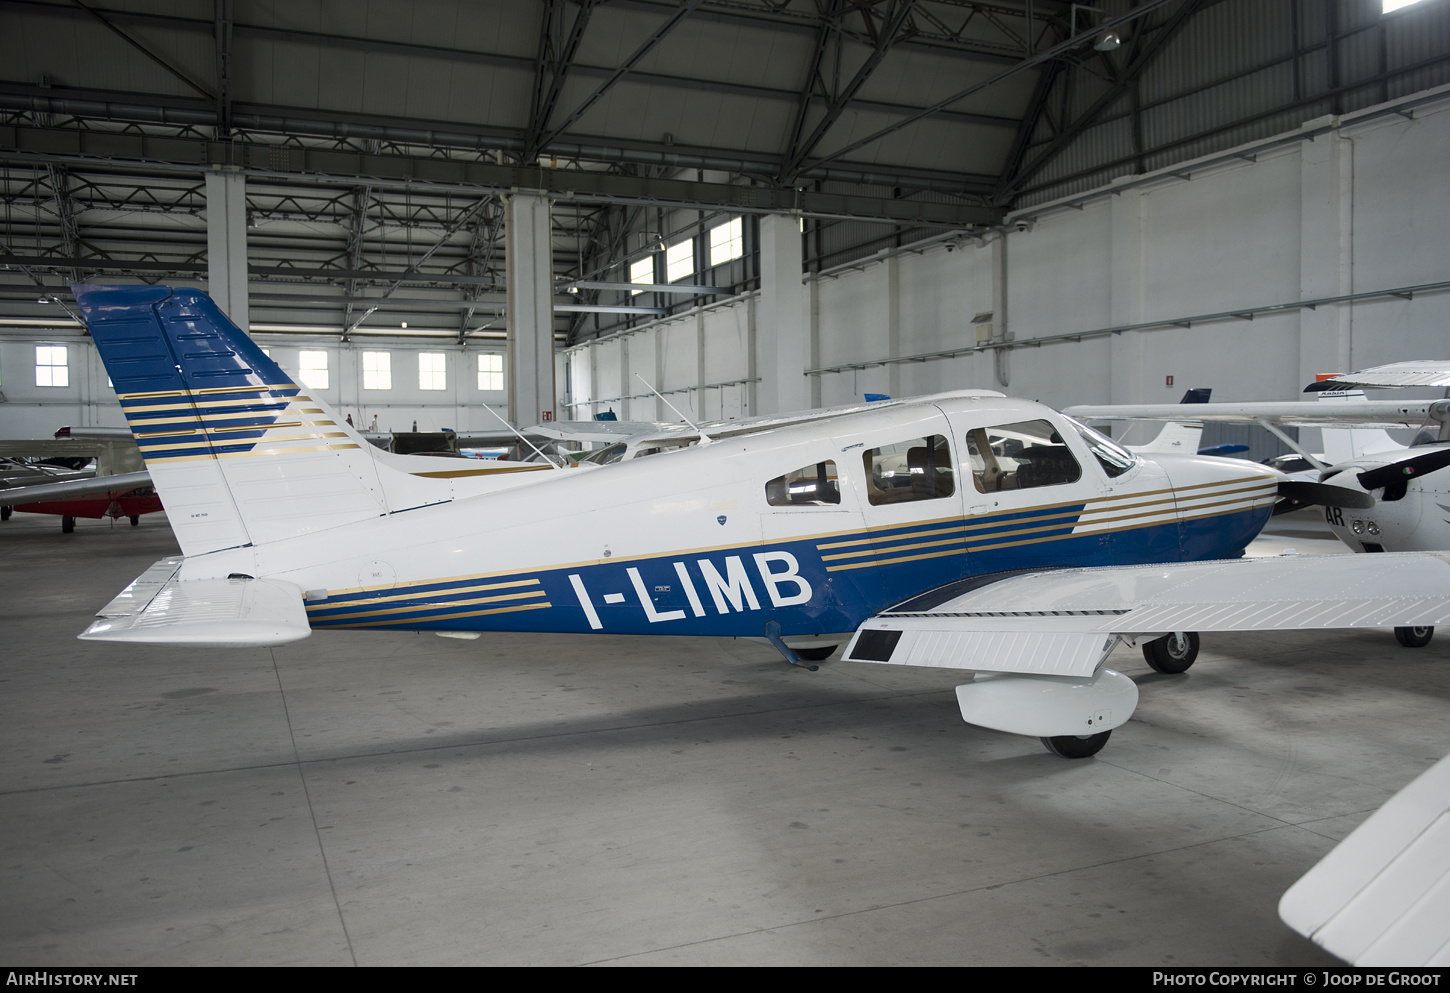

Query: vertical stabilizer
[73,284,388,555]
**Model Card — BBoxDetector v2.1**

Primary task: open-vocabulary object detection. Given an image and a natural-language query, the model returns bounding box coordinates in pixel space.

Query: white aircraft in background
[1068,366,1450,644]
[63,285,1450,965]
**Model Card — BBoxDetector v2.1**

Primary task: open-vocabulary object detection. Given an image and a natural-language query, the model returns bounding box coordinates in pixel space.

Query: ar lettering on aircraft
[569,552,814,629]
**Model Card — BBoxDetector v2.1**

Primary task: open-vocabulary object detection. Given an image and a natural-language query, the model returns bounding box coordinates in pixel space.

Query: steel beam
[0,125,1003,228]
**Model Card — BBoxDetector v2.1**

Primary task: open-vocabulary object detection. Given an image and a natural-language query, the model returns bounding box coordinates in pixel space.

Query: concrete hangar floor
[1,509,1444,967]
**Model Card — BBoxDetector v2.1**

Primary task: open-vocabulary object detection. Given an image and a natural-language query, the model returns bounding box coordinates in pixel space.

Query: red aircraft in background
[0,426,160,532]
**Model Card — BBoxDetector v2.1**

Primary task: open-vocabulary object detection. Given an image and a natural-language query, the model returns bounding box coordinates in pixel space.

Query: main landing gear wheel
[1041,731,1112,759]
[129,515,140,526]
[794,645,837,662]
[1143,631,1200,674]
[61,516,76,534]
[1395,626,1434,648]
[1,505,10,521]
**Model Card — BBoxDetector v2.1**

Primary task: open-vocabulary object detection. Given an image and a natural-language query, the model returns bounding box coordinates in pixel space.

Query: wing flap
[845,553,1450,673]
[81,563,311,647]
[1280,754,1450,966]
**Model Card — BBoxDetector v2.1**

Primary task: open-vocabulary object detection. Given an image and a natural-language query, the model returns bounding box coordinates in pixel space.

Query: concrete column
[990,234,1010,389]
[1299,129,1354,383]
[757,213,809,414]
[1108,188,1147,403]
[505,192,555,427]
[205,169,248,331]
[887,255,902,398]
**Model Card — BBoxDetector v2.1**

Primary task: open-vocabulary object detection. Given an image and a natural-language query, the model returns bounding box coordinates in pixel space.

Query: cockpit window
[1062,415,1140,478]
[965,419,1083,492]
[583,443,627,465]
[765,461,841,506]
[862,436,955,505]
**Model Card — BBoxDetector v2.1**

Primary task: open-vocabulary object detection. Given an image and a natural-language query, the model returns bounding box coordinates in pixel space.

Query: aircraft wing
[1280,752,1450,965]
[1305,360,1450,393]
[843,552,1450,677]
[79,557,311,647]
[524,419,677,444]
[1065,400,1441,429]
[0,469,152,504]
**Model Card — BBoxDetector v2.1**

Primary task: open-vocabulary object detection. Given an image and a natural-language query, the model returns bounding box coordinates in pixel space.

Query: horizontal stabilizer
[80,557,310,647]
[1280,753,1450,965]
[845,552,1450,675]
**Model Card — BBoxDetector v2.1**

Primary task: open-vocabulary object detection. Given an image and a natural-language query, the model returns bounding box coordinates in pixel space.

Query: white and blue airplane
[70,284,1450,766]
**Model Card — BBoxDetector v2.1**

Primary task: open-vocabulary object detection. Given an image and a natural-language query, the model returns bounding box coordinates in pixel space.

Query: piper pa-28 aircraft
[68,283,1450,767]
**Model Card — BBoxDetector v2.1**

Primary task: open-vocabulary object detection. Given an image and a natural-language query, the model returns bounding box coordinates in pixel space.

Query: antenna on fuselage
[634,373,712,445]
[476,403,564,469]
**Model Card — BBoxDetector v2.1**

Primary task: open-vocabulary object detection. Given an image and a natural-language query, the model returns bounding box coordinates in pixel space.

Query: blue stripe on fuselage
[305,505,1271,638]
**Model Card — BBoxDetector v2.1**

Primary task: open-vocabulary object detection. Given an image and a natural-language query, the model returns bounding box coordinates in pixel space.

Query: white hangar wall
[0,334,509,439]
[562,86,1450,427]
[3,89,1447,443]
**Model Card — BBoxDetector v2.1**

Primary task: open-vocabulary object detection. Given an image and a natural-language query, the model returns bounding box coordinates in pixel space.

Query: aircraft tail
[73,284,394,556]
[1129,420,1204,455]
[1314,389,1407,463]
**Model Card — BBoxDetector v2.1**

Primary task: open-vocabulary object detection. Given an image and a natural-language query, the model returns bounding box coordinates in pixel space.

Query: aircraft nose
[1154,453,1280,559]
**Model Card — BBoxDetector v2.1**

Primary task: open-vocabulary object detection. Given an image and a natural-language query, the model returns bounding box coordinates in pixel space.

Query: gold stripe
[411,464,553,478]
[828,547,964,571]
[116,389,187,400]
[124,396,293,413]
[191,383,299,395]
[321,600,553,627]
[319,578,540,606]
[821,533,964,563]
[307,588,547,622]
[827,499,1274,571]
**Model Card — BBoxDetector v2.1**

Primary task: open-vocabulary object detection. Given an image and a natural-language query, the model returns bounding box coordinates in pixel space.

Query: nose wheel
[1041,731,1112,758]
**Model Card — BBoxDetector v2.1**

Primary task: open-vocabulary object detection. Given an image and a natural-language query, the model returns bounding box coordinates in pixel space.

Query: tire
[1395,626,1434,648]
[61,516,76,534]
[1041,731,1112,759]
[129,515,140,526]
[794,645,837,662]
[1142,631,1200,674]
[0,505,10,521]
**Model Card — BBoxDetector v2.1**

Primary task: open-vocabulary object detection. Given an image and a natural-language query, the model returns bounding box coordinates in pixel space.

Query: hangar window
[965,420,1082,493]
[477,354,503,391]
[710,218,743,266]
[630,257,654,295]
[35,345,67,387]
[298,350,328,390]
[766,460,841,506]
[362,351,391,390]
[666,239,694,282]
[419,352,446,391]
[862,436,954,505]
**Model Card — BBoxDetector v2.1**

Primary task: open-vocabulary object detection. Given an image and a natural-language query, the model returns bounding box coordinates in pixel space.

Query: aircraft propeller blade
[1272,479,1375,516]
[1356,448,1450,492]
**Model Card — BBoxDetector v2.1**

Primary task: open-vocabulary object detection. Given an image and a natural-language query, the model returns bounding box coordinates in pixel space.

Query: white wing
[843,552,1450,677]
[1305,360,1450,392]
[1280,752,1450,966]
[1066,399,1439,429]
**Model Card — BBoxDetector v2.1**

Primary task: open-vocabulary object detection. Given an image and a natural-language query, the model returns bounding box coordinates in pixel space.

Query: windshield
[1062,415,1140,478]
